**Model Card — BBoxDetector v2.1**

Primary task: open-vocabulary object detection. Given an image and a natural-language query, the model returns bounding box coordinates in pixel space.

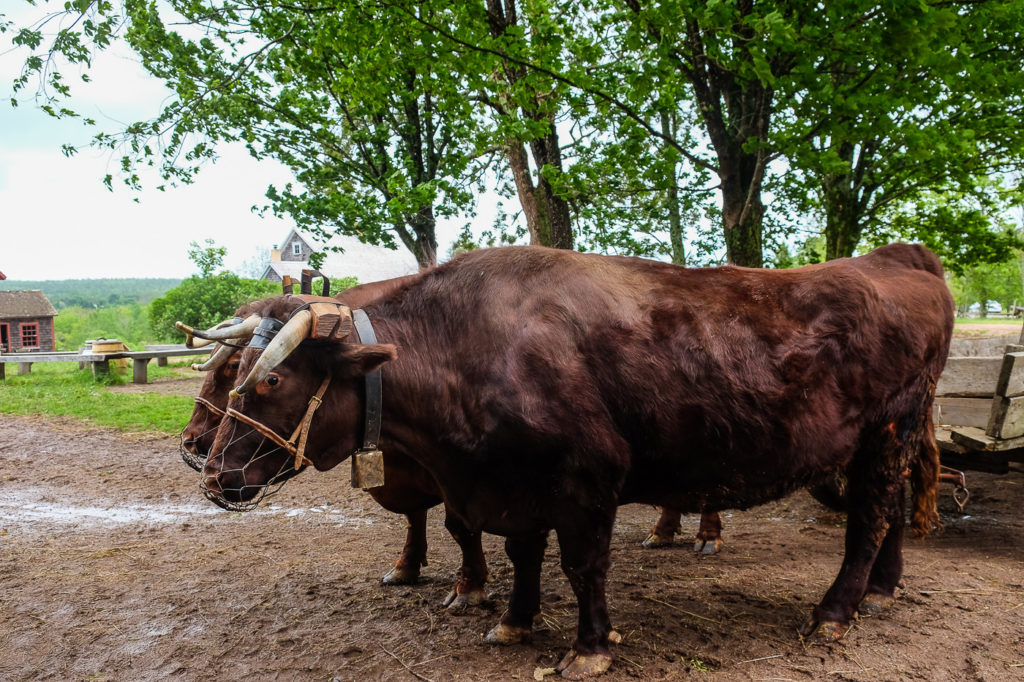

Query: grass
[954,317,1021,325]
[0,361,194,435]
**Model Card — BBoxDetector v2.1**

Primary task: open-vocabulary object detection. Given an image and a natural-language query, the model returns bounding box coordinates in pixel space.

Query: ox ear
[340,343,397,376]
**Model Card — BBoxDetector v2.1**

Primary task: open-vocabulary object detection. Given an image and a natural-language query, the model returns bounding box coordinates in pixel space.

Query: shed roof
[0,290,58,318]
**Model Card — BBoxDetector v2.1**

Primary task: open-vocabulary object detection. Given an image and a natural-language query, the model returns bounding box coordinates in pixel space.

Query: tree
[8,1,486,268]
[772,0,1024,262]
[187,239,226,278]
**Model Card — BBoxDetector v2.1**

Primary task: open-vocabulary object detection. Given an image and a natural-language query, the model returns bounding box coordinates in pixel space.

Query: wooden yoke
[293,295,354,341]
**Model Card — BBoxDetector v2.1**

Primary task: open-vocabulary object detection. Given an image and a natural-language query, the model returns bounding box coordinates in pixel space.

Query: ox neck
[352,309,383,451]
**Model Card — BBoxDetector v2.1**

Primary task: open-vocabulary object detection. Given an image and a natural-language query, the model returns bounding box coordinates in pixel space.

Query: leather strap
[352,309,382,450]
[225,375,332,470]
[194,396,226,418]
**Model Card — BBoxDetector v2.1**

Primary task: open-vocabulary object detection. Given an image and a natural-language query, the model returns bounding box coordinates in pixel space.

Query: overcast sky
[0,4,463,281]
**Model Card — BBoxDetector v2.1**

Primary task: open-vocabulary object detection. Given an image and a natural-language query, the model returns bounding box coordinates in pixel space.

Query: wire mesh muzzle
[201,418,295,512]
[179,398,225,472]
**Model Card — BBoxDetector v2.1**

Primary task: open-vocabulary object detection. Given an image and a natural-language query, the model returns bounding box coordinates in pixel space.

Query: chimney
[271,246,281,263]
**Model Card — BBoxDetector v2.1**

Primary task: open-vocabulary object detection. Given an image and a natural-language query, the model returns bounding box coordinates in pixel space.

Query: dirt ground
[2,387,1024,680]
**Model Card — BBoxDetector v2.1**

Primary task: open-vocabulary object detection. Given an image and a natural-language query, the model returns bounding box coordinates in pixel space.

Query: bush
[149,274,279,341]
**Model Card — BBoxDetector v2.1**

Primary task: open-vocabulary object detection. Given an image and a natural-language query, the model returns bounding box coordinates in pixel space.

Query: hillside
[0,278,181,309]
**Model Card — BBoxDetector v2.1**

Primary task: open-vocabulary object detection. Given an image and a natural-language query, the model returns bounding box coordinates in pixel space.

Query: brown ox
[201,244,950,679]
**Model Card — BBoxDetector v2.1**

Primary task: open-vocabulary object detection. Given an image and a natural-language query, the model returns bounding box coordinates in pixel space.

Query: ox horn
[230,309,313,398]
[185,314,261,342]
[191,341,238,372]
[175,321,218,349]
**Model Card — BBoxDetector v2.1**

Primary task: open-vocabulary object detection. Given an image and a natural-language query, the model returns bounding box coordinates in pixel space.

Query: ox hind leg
[442,512,490,611]
[381,510,429,585]
[802,418,921,641]
[642,508,724,555]
[551,505,618,679]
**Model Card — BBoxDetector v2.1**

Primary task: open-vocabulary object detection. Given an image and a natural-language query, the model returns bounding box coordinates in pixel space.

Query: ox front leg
[486,531,548,645]
[381,510,428,585]
[553,509,617,679]
[442,511,490,611]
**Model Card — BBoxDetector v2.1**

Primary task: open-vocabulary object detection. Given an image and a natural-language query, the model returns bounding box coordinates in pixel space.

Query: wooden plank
[993,352,1024,397]
[985,395,1024,439]
[18,362,32,375]
[933,397,992,428]
[951,426,1024,452]
[936,357,1002,397]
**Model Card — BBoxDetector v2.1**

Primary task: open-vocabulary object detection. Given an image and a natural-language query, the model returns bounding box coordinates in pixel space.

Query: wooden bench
[0,346,210,384]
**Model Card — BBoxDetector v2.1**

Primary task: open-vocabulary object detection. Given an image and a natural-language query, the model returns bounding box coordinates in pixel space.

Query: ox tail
[908,384,942,538]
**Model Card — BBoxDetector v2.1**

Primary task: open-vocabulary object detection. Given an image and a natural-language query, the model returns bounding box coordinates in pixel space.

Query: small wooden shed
[0,290,58,352]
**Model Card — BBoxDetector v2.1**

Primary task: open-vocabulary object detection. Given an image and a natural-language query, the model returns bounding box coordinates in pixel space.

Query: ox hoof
[859,593,895,617]
[485,623,532,645]
[380,566,420,585]
[694,538,724,555]
[443,588,487,612]
[641,532,674,549]
[799,618,850,643]
[556,650,613,680]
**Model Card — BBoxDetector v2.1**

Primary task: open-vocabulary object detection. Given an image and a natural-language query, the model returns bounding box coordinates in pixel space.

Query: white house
[260,228,420,285]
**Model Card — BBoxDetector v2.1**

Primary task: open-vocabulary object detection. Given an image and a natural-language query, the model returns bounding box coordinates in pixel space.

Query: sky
[0,4,463,281]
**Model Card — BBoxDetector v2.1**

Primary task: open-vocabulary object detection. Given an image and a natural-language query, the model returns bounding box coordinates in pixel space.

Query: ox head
[200,295,396,511]
[177,310,260,471]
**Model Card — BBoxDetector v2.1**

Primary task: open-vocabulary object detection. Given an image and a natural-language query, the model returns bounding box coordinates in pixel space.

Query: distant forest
[0,279,181,309]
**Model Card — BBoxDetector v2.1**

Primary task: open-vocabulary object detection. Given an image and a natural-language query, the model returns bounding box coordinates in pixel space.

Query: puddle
[0,488,376,529]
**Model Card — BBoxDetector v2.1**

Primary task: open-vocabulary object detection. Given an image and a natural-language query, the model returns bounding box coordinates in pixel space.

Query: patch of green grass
[954,317,1021,325]
[0,362,192,435]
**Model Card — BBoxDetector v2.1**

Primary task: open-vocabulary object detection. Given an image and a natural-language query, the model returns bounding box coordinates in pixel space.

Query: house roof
[0,290,58,318]
[263,230,420,284]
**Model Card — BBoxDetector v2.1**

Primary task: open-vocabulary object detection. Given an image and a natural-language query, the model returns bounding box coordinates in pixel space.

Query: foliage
[53,304,151,350]
[148,274,277,341]
[7,0,1024,269]
[772,0,1024,260]
[0,361,193,434]
[187,239,227,278]
[947,257,1023,317]
[0,279,182,308]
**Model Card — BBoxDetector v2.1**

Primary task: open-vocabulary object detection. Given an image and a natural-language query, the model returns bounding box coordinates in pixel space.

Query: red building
[0,290,57,352]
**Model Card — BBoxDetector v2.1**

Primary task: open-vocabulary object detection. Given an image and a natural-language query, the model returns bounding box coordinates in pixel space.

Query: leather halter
[225,375,332,471]
[219,307,383,474]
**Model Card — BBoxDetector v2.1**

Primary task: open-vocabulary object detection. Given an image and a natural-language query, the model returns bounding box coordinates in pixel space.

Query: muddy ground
[1,385,1024,680]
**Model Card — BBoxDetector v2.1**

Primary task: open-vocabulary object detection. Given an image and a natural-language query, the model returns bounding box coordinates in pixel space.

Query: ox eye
[267,375,280,386]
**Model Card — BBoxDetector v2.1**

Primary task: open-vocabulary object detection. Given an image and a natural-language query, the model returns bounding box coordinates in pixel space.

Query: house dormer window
[292,242,302,256]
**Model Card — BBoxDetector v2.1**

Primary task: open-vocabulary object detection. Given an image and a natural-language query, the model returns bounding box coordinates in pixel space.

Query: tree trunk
[661,111,686,266]
[401,207,438,269]
[486,0,573,251]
